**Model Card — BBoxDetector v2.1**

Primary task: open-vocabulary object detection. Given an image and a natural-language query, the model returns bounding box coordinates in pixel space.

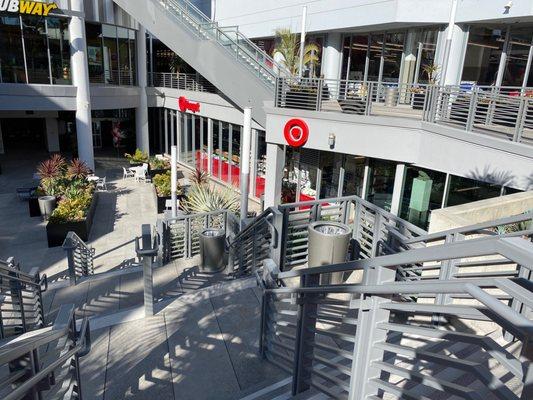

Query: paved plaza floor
[0,150,157,280]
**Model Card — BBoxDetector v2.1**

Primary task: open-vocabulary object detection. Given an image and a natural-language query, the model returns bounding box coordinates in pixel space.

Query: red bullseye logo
[284,118,309,147]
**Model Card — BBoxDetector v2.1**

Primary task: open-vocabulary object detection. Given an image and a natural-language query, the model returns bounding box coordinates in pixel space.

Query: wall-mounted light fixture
[504,1,513,14]
[328,133,336,148]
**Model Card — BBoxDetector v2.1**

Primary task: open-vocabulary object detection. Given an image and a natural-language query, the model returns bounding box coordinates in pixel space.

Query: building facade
[0,0,532,230]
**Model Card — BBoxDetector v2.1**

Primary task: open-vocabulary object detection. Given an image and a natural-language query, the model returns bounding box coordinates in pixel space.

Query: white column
[136,25,150,154]
[437,24,468,86]
[207,118,213,175]
[70,0,94,170]
[323,32,342,96]
[92,0,99,21]
[249,128,258,199]
[298,6,307,78]
[264,143,285,208]
[240,108,252,223]
[390,164,407,216]
[45,118,60,152]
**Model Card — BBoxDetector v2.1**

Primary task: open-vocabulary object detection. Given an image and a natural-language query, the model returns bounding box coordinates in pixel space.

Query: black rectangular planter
[412,92,427,110]
[46,193,98,247]
[149,168,170,179]
[29,197,41,217]
[157,195,171,214]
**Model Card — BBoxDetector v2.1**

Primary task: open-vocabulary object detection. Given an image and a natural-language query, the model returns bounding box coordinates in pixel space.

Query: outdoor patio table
[87,176,100,182]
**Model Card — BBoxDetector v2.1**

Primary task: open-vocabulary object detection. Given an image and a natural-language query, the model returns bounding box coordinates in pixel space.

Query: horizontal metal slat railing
[89,69,136,86]
[149,72,218,93]
[158,209,235,263]
[275,77,533,147]
[0,303,90,400]
[0,258,47,339]
[62,232,95,286]
[258,235,533,399]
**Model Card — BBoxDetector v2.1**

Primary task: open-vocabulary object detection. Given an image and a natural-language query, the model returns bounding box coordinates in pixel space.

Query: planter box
[338,98,366,115]
[157,195,171,214]
[46,193,98,247]
[28,197,41,217]
[412,92,427,110]
[149,168,170,179]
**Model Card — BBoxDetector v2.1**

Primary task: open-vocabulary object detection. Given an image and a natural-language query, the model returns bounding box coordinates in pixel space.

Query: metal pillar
[171,146,178,218]
[263,143,285,208]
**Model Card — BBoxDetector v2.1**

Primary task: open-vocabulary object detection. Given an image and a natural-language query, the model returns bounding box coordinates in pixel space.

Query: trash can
[384,86,398,107]
[308,221,352,285]
[199,228,226,273]
[38,196,56,220]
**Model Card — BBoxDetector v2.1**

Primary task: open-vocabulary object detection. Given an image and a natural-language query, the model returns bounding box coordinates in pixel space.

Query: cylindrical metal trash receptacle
[308,221,352,285]
[38,196,56,219]
[384,86,398,107]
[199,228,226,273]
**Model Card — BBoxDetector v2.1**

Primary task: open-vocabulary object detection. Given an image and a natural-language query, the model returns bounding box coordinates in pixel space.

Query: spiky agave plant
[67,159,92,180]
[37,154,66,180]
[182,184,239,214]
[190,168,210,186]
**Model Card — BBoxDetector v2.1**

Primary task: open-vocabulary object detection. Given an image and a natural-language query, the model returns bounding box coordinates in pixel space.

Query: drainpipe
[440,0,458,85]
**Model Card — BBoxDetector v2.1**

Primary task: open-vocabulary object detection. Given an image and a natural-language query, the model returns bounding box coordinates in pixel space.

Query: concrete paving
[0,151,157,280]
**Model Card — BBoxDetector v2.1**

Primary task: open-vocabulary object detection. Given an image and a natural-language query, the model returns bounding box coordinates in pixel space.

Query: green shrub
[124,149,148,164]
[149,157,170,170]
[182,184,239,214]
[49,192,93,223]
[153,171,172,197]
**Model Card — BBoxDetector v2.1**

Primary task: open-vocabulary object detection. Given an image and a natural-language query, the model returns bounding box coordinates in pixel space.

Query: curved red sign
[284,118,309,147]
[178,96,200,113]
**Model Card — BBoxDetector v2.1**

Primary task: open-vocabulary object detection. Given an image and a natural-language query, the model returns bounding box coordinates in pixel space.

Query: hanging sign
[0,1,59,16]
[284,118,309,147]
[178,96,200,113]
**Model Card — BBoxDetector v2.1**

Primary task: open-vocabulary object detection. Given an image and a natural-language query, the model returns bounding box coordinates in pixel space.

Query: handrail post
[371,212,383,257]
[514,97,527,143]
[63,235,78,286]
[466,87,478,131]
[136,224,159,317]
[291,272,320,395]
[270,208,287,271]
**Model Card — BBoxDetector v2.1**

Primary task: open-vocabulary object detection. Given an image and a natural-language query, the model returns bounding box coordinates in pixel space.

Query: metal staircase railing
[62,232,95,286]
[0,258,47,339]
[0,304,90,400]
[258,235,533,399]
[157,0,290,88]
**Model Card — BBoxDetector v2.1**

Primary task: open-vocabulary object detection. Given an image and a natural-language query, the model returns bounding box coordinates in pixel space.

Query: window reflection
[462,27,506,86]
[0,15,25,83]
[22,16,49,83]
[366,159,396,211]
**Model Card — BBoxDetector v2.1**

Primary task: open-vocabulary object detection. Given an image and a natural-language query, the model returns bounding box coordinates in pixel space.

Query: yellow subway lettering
[43,2,57,15]
[30,1,42,14]
[19,1,34,14]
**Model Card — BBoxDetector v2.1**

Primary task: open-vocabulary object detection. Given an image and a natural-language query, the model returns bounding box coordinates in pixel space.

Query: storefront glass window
[212,120,221,178]
[102,24,118,84]
[368,34,382,81]
[462,27,506,86]
[502,27,532,87]
[0,15,25,83]
[382,32,405,83]
[231,125,241,187]
[399,167,446,229]
[446,175,502,207]
[193,115,201,168]
[47,17,70,84]
[319,151,343,199]
[255,131,267,198]
[417,29,439,83]
[86,22,104,83]
[22,16,49,83]
[343,35,368,81]
[117,27,131,85]
[366,159,396,211]
[342,156,366,197]
[221,123,230,183]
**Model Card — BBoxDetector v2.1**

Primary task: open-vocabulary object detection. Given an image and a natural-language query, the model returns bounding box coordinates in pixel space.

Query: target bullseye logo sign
[283,118,309,147]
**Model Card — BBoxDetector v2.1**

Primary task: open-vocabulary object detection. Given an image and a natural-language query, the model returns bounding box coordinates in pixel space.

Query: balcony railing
[149,72,217,93]
[275,78,533,146]
[89,70,136,86]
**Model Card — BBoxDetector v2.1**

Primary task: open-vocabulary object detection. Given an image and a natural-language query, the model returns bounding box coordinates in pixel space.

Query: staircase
[113,0,289,126]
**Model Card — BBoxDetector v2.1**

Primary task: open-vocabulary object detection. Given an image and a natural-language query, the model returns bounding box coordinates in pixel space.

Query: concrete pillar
[322,32,342,84]
[240,108,252,224]
[45,118,60,153]
[70,0,94,170]
[104,0,114,24]
[436,25,469,86]
[207,118,213,175]
[136,25,150,154]
[390,164,407,216]
[264,143,285,208]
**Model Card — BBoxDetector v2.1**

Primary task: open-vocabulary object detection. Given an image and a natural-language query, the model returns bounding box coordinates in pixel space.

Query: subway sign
[0,1,59,16]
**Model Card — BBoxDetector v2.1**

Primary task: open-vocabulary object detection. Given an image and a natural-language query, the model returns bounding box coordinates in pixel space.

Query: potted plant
[339,84,367,114]
[148,157,171,179]
[153,171,183,214]
[34,154,67,218]
[181,183,239,214]
[124,149,148,167]
[190,168,210,186]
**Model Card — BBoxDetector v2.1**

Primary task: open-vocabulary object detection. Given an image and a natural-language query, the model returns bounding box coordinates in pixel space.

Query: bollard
[135,224,159,317]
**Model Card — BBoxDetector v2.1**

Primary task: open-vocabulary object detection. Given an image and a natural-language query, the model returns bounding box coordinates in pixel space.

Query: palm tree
[273,28,321,77]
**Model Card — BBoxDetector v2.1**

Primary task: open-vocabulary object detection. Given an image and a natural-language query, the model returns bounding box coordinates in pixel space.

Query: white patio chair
[134,168,147,182]
[96,177,107,191]
[123,167,134,180]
